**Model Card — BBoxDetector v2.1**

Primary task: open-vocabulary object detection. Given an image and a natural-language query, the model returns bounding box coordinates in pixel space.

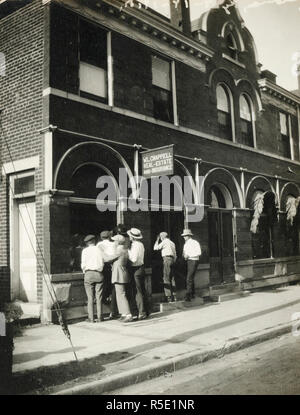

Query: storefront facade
[1,0,300,321]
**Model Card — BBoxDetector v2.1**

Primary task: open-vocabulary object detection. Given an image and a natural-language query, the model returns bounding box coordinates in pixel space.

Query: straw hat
[127,228,143,239]
[181,229,193,237]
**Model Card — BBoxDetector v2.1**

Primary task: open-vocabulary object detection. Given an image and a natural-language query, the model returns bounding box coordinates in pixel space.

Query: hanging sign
[141,145,174,179]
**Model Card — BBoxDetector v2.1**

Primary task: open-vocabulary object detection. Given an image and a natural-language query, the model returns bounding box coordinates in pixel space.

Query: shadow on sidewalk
[124,298,300,354]
[10,350,132,395]
[13,347,86,364]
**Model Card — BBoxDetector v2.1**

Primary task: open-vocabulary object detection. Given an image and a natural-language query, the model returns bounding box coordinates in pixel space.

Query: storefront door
[208,209,235,286]
[12,199,37,302]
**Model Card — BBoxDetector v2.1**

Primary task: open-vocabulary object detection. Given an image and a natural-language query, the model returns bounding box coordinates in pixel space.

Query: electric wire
[0,116,78,362]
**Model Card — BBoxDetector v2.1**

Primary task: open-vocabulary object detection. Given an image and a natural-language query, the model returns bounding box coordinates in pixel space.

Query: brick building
[0,0,300,322]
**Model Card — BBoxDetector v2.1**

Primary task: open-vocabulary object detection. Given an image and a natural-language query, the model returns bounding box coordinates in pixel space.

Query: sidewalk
[11,285,300,395]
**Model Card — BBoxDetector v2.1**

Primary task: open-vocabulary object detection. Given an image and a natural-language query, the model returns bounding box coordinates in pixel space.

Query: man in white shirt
[182,229,201,302]
[127,228,149,320]
[81,234,105,322]
[154,232,177,302]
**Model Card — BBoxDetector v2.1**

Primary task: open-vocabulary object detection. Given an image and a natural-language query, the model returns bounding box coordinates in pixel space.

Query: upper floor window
[151,55,173,123]
[240,94,254,147]
[79,20,108,103]
[226,32,238,60]
[216,84,232,141]
[279,112,291,159]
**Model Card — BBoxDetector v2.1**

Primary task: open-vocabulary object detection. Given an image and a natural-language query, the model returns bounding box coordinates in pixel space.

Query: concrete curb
[53,320,296,395]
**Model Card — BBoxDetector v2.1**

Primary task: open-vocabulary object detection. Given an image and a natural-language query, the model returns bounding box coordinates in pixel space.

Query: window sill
[222,53,246,68]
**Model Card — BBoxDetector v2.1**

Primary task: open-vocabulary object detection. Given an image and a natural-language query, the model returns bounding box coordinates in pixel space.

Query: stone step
[159,297,204,312]
[210,290,251,303]
[209,283,241,296]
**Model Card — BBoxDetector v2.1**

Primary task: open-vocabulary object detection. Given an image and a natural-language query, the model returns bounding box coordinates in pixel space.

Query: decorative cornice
[103,0,214,60]
[258,78,300,107]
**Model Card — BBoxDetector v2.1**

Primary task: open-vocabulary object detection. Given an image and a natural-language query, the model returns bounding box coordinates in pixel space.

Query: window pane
[240,119,253,147]
[152,56,171,91]
[216,85,229,112]
[227,33,236,49]
[240,95,251,121]
[226,33,238,59]
[152,87,173,122]
[14,175,34,195]
[280,134,291,158]
[80,21,107,69]
[80,62,107,98]
[280,112,288,135]
[218,110,232,140]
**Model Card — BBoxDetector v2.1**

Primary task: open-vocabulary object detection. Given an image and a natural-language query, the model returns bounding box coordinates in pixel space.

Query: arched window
[226,32,238,60]
[208,184,233,209]
[216,84,233,141]
[240,94,254,147]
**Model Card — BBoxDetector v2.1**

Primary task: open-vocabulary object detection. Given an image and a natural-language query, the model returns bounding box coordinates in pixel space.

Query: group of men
[81,225,201,323]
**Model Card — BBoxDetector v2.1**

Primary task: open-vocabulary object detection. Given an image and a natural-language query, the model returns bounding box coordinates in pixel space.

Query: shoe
[85,318,95,323]
[173,296,177,302]
[118,316,126,321]
[123,316,133,323]
[167,297,172,303]
[94,317,104,323]
[138,314,147,321]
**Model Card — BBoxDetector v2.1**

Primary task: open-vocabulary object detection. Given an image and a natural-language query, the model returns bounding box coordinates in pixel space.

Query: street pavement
[10,285,300,394]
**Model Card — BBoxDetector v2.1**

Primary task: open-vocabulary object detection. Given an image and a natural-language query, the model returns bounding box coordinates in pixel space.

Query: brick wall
[48,3,300,163]
[0,0,45,302]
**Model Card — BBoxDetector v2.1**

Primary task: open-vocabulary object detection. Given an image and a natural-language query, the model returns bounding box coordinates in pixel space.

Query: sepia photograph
[1,0,300,399]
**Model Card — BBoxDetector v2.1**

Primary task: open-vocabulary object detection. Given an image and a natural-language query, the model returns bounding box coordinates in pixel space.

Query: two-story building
[1,0,300,322]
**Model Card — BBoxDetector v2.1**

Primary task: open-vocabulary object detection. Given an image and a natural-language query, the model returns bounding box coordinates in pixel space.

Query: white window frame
[216,82,235,142]
[239,93,256,148]
[151,54,178,126]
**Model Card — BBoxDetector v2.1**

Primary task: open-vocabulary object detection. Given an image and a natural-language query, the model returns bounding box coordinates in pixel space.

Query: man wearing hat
[81,235,105,322]
[127,228,149,320]
[181,229,201,302]
[154,232,177,302]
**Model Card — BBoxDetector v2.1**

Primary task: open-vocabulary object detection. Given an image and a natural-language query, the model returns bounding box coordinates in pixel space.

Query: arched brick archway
[202,167,243,208]
[280,182,300,211]
[53,141,134,191]
[245,175,277,208]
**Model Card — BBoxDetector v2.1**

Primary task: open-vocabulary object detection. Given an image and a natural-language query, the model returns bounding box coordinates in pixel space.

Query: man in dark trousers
[181,229,201,302]
[81,234,104,322]
[154,232,177,303]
